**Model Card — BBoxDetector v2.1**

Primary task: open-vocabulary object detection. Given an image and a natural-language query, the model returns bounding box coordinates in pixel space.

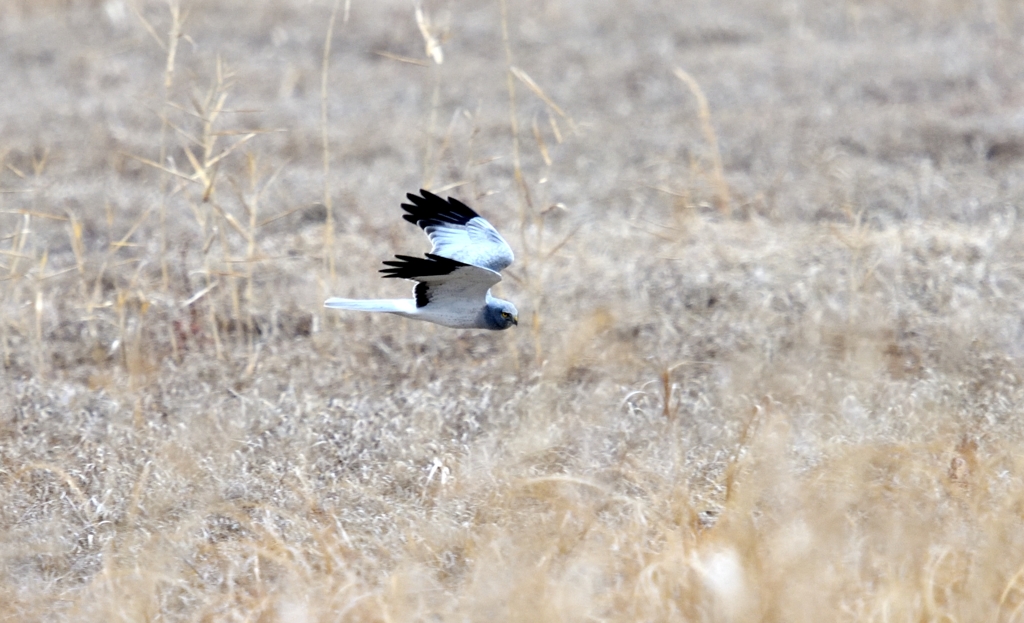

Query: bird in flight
[324,190,518,330]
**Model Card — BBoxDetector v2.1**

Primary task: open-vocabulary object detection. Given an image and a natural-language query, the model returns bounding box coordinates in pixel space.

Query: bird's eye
[501,311,511,319]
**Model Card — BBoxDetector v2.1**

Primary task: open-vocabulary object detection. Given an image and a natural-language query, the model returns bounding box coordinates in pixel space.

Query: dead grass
[3,0,1024,621]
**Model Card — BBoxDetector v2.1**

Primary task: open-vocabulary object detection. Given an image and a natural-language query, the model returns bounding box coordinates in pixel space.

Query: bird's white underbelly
[402,305,485,329]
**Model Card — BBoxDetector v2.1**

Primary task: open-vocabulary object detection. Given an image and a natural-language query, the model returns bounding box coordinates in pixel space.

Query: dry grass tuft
[3,0,1024,621]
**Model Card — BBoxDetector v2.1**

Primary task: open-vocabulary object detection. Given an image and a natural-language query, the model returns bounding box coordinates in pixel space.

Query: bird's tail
[324,298,416,314]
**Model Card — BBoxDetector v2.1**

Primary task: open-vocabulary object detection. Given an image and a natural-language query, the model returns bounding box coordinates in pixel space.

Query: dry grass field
[4,0,1024,620]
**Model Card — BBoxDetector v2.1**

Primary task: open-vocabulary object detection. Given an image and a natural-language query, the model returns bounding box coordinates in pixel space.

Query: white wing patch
[379,253,503,328]
[402,190,514,272]
[380,253,500,305]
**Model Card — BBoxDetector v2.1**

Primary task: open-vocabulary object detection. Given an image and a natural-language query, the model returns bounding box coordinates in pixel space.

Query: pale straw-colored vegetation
[3,0,1024,621]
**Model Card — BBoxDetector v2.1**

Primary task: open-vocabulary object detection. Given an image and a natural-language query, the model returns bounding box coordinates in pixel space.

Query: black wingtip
[400,189,480,228]
[379,253,470,280]
[411,189,442,202]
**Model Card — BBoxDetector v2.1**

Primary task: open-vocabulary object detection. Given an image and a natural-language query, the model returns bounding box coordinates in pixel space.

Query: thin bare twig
[674,67,731,216]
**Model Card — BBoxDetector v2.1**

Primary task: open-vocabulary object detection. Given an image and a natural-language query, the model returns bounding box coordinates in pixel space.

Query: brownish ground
[4,0,1024,620]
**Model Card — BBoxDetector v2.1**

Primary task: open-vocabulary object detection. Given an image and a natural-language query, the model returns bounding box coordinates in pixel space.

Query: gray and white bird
[324,190,518,330]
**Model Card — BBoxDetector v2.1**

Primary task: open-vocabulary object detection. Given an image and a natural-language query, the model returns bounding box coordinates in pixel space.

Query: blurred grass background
[4,0,1024,620]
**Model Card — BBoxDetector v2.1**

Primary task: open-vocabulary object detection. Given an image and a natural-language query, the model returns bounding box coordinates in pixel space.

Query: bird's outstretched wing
[400,190,514,273]
[381,253,501,311]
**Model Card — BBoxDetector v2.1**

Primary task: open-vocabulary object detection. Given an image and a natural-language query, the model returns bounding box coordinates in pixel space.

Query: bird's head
[486,300,519,330]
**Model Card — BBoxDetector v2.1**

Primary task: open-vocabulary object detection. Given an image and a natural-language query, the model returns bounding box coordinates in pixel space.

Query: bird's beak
[512,315,518,326]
